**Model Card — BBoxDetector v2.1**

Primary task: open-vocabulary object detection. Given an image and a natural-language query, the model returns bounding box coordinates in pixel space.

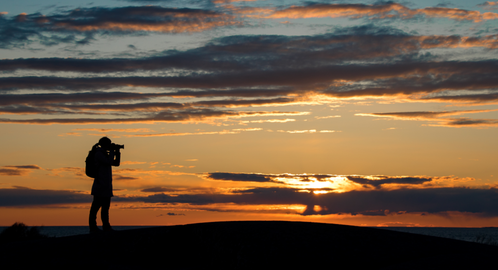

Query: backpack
[85,146,98,178]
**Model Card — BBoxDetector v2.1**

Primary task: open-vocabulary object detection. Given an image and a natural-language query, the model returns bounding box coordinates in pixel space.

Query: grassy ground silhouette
[0,222,48,242]
[1,221,497,269]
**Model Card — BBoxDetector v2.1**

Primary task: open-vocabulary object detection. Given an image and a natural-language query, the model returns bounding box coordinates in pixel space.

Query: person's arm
[95,149,115,166]
[113,150,121,166]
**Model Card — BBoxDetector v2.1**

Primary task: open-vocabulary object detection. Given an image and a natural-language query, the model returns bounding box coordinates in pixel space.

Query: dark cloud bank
[117,183,498,217]
[2,185,496,217]
[0,186,90,206]
[2,172,496,217]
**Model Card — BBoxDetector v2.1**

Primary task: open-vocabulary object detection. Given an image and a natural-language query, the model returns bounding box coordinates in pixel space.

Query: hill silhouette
[1,221,496,269]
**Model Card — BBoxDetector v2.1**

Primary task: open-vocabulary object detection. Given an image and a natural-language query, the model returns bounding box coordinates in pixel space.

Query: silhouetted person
[89,137,121,233]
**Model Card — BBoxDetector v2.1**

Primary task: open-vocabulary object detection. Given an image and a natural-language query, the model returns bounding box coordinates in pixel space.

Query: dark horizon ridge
[1,220,497,269]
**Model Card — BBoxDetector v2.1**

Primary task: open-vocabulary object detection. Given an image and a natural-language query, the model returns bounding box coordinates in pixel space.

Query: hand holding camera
[110,143,124,151]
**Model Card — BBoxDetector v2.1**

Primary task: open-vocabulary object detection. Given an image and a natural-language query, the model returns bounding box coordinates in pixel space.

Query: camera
[111,143,124,150]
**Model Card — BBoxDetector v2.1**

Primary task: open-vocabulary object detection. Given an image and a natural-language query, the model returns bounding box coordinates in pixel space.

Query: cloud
[205,172,438,192]
[303,187,498,216]
[46,167,85,177]
[58,132,82,137]
[0,165,42,176]
[140,186,217,193]
[0,109,308,125]
[157,212,185,217]
[265,3,413,20]
[205,172,336,184]
[315,115,341,119]
[0,68,365,97]
[0,171,490,217]
[114,168,197,177]
[0,186,90,207]
[346,176,432,189]
[74,128,154,133]
[265,3,498,22]
[356,109,498,128]
[141,187,178,192]
[5,27,498,74]
[277,129,317,134]
[240,119,296,124]
[4,184,495,217]
[421,92,498,104]
[213,0,257,3]
[3,26,498,125]
[207,172,274,182]
[124,128,262,137]
[52,98,298,113]
[123,0,188,2]
[0,6,240,48]
[203,172,475,192]
[417,7,498,22]
[0,92,170,106]
[0,75,310,92]
[324,62,498,99]
[121,161,148,165]
[118,187,310,205]
[0,50,248,73]
[116,186,498,216]
[1,3,497,50]
[479,1,498,10]
[114,175,141,181]
[355,110,492,121]
[3,59,498,98]
[0,27,496,78]
[5,165,41,169]
[435,118,498,127]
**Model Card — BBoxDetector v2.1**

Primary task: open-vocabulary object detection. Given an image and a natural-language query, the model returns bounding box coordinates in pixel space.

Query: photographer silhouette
[88,137,122,233]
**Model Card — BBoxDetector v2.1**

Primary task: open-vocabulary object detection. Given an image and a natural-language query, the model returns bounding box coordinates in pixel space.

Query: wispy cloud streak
[357,109,498,127]
[0,110,308,124]
[265,3,498,22]
[0,6,240,48]
[0,165,41,176]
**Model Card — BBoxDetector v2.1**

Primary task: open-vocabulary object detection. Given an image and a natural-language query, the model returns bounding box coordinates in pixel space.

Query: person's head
[98,137,112,149]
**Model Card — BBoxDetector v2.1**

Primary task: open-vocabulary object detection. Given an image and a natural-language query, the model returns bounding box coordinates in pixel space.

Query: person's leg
[101,197,113,231]
[89,196,102,233]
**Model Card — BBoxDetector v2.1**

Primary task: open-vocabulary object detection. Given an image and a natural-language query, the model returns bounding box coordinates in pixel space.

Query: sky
[1,0,498,227]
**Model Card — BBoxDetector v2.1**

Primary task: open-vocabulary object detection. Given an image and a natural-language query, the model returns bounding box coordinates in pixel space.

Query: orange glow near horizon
[4,203,498,228]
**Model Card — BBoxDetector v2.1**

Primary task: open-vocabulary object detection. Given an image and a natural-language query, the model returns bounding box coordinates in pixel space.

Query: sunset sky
[2,0,498,227]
